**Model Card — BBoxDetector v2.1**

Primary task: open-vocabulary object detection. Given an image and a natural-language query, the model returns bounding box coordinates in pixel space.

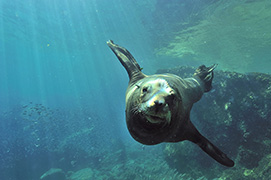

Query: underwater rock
[40,168,66,180]
[0,102,116,179]
[219,153,271,179]
[68,168,96,180]
[157,66,271,178]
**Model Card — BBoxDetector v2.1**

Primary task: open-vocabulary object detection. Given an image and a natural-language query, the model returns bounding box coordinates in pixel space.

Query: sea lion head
[137,78,177,125]
[125,77,181,144]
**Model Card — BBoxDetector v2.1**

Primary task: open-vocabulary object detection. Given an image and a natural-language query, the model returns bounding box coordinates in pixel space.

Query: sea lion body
[107,40,234,167]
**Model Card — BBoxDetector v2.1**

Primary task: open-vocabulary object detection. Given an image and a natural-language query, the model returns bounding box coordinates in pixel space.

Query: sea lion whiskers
[130,105,141,115]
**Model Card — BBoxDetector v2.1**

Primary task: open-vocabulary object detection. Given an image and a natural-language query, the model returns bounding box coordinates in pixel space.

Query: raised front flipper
[107,40,145,83]
[185,121,234,167]
[193,64,217,92]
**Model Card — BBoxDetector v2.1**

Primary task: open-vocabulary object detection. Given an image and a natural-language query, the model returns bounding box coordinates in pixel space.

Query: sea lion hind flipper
[196,134,234,167]
[186,121,234,167]
[193,64,217,92]
[107,40,145,81]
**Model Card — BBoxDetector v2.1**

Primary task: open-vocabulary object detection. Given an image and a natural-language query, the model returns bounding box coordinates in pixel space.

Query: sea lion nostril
[154,100,160,105]
[154,100,165,108]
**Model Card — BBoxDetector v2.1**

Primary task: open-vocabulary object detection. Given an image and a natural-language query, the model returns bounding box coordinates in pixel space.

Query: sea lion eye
[142,87,148,93]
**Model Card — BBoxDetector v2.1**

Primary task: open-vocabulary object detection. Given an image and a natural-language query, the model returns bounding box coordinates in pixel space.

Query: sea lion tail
[193,64,217,92]
[107,40,145,81]
[186,121,234,167]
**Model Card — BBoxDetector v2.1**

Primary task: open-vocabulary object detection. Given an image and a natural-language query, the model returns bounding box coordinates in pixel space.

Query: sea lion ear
[185,120,234,167]
[107,40,145,82]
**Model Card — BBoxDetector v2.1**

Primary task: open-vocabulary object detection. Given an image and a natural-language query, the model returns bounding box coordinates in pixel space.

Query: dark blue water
[1,0,270,179]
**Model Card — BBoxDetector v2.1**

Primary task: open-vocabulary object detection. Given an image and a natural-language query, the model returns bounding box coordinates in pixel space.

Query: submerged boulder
[157,66,271,178]
[68,168,97,180]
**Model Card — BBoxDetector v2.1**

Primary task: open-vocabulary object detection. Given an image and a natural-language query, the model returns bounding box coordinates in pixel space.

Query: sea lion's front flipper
[193,64,217,92]
[107,40,145,82]
[185,121,234,167]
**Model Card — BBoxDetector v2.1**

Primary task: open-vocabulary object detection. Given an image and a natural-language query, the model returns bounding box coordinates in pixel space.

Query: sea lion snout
[147,96,168,113]
[154,99,166,110]
[147,95,165,107]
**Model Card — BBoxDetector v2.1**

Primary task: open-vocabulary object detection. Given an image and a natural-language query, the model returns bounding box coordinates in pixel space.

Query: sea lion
[107,40,234,167]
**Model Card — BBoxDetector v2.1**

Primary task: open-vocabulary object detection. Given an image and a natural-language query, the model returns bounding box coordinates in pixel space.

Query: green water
[0,0,270,179]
